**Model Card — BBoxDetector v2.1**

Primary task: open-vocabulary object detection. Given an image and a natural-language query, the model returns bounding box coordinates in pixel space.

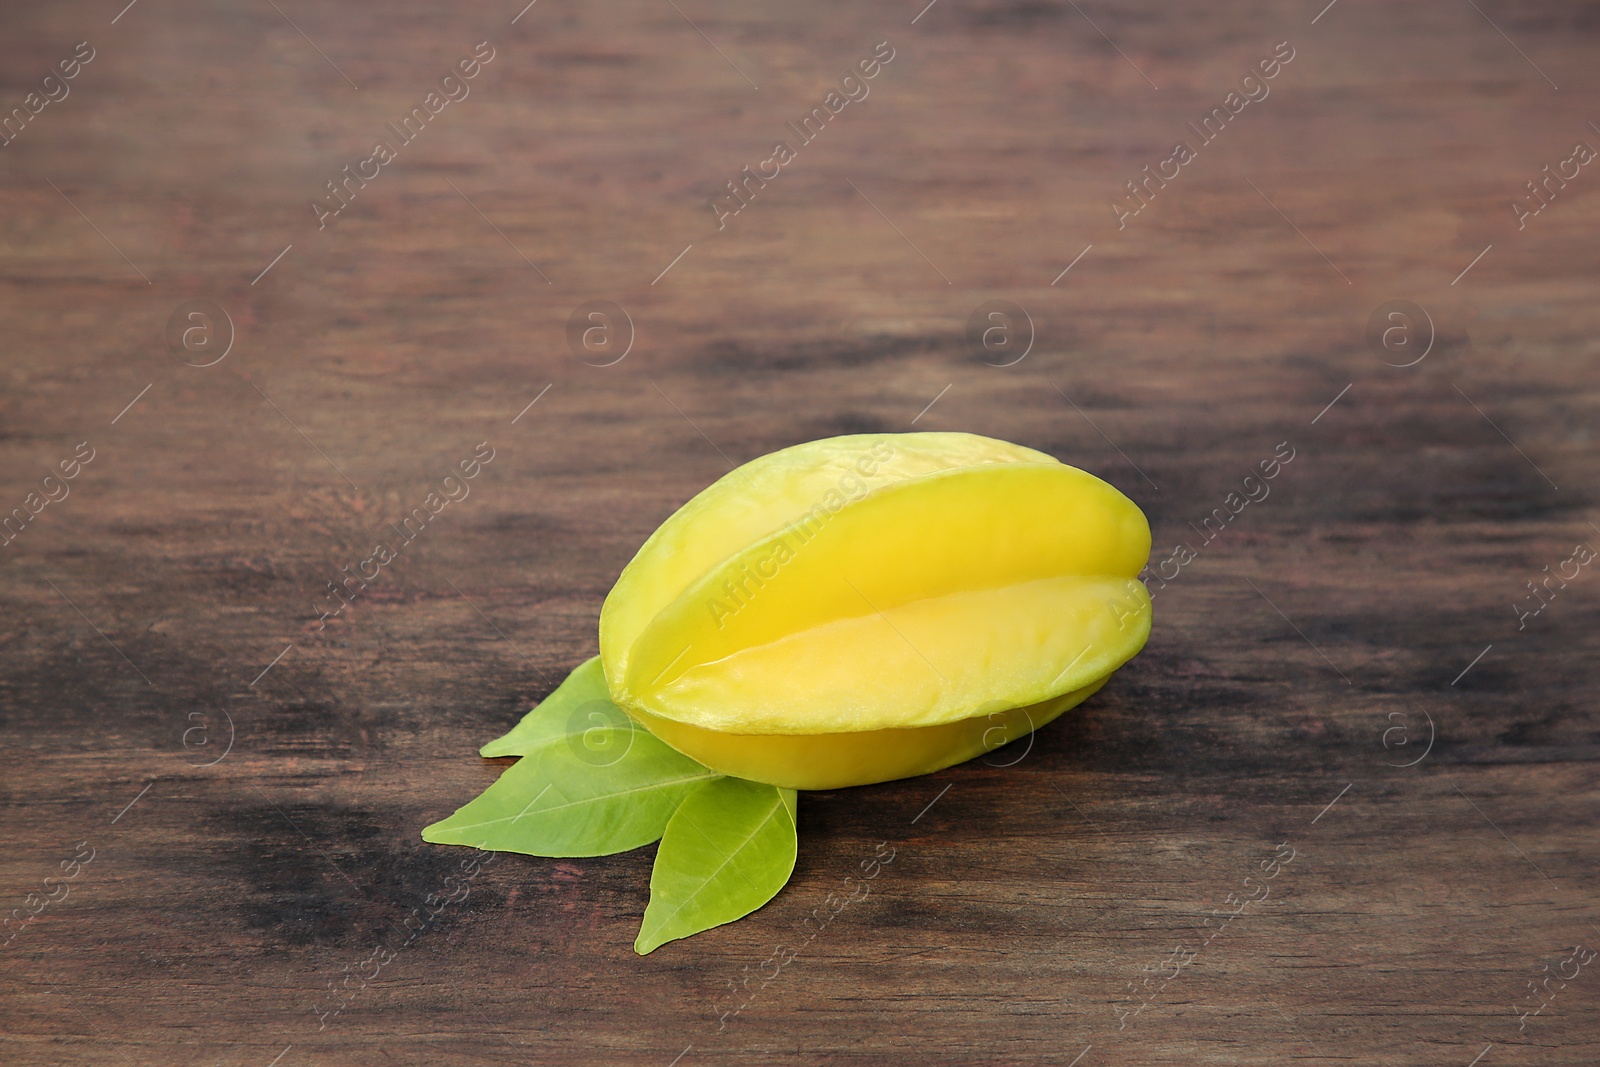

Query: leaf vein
[439,771,720,833]
[645,793,790,939]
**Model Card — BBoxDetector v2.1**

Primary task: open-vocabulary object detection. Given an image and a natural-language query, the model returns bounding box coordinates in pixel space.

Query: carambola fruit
[599,431,1152,790]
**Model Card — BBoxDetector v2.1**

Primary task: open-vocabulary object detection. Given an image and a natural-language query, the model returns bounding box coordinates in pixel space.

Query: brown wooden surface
[3,1,1599,1064]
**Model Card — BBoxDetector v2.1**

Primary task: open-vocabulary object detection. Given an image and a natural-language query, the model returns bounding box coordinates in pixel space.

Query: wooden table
[3,0,1597,1063]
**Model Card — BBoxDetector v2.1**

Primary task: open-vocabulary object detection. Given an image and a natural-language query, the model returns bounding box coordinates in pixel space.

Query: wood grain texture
[2,0,1598,1064]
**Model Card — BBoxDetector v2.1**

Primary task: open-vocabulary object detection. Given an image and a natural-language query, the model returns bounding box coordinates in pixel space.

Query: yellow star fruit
[599,432,1152,790]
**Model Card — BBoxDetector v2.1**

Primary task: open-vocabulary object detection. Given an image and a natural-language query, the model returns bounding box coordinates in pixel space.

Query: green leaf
[635,778,798,954]
[480,655,614,758]
[422,729,721,857]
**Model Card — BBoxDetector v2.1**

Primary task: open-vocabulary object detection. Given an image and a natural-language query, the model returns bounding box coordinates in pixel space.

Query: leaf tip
[633,926,669,955]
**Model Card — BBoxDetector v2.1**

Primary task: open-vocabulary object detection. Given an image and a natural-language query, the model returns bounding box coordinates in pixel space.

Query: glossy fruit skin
[628,681,1112,791]
[599,432,1152,790]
